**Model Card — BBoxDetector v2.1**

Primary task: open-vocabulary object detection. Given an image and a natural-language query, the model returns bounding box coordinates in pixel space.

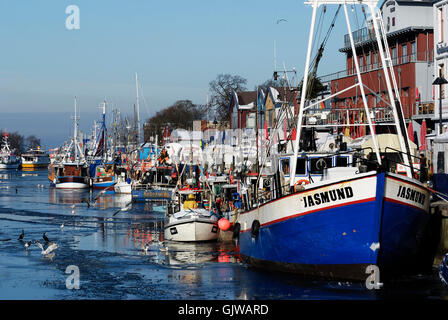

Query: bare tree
[25,135,41,150]
[209,74,247,121]
[143,100,205,144]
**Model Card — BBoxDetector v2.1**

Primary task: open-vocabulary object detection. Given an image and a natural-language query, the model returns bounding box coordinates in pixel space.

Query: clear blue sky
[0,0,359,147]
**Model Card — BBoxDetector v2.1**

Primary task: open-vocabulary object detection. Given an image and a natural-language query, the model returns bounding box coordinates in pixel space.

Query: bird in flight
[276,18,287,24]
[35,241,58,256]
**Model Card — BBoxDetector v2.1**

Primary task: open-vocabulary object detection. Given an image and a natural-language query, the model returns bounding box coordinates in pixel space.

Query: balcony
[318,50,433,83]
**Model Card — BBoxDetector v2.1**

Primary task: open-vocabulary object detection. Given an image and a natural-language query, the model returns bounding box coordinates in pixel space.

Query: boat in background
[89,101,116,190]
[114,171,132,194]
[21,147,50,170]
[49,97,90,189]
[0,131,20,169]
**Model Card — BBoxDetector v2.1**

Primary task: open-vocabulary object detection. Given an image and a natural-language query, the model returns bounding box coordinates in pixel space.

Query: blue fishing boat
[234,0,436,280]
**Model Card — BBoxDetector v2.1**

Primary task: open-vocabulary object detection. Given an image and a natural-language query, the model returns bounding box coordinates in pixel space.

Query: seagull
[113,201,133,216]
[43,232,50,243]
[138,242,150,254]
[18,229,24,241]
[71,204,75,209]
[60,223,64,230]
[35,241,58,255]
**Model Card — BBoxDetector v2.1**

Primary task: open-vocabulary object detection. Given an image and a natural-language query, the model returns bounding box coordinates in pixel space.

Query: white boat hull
[164,212,219,242]
[55,182,89,189]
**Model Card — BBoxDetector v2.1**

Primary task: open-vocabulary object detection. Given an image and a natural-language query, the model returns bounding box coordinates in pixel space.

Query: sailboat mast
[135,72,141,146]
[74,96,78,162]
[102,100,106,160]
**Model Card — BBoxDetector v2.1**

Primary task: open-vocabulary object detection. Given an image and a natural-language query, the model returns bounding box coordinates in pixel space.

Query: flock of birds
[18,229,59,258]
[2,183,169,263]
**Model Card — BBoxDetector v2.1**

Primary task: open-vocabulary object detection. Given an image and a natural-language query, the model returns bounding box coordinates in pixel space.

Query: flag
[407,121,414,142]
[420,119,427,150]
[291,127,297,140]
[320,101,325,109]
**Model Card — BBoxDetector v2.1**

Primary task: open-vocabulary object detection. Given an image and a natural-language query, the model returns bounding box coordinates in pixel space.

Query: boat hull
[21,163,49,170]
[92,177,115,190]
[164,217,219,242]
[236,172,432,280]
[0,163,20,169]
[114,182,132,194]
[55,176,90,189]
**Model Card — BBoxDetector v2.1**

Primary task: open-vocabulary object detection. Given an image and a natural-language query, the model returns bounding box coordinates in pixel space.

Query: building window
[392,17,395,27]
[440,64,446,99]
[366,52,370,71]
[359,55,364,72]
[411,41,416,61]
[391,47,397,65]
[373,52,378,69]
[402,44,408,63]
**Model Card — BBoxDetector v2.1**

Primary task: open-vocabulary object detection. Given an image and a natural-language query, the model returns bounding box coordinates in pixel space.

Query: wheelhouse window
[295,158,307,175]
[281,158,290,176]
[309,157,333,175]
[335,156,349,167]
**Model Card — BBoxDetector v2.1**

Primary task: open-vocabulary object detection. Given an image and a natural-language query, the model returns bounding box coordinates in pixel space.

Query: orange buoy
[218,218,231,231]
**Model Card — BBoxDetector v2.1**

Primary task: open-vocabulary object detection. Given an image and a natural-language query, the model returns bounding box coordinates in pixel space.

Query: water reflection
[49,188,91,205]
[164,241,239,266]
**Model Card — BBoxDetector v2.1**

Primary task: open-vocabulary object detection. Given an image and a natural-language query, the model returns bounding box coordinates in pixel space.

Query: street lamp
[432,76,448,134]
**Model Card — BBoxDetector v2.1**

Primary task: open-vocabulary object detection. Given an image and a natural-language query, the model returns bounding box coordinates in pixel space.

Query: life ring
[294,179,309,192]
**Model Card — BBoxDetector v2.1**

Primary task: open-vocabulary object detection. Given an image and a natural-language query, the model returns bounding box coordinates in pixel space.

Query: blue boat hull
[236,172,433,280]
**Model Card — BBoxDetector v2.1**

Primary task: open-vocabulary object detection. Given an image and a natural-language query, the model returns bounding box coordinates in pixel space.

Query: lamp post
[432,76,448,134]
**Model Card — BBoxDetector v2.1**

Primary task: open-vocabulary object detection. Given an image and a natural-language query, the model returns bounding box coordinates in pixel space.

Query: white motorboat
[164,190,219,242]
[164,207,219,242]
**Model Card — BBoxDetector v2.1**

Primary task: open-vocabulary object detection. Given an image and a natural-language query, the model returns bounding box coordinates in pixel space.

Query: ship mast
[73,96,79,162]
[135,72,141,146]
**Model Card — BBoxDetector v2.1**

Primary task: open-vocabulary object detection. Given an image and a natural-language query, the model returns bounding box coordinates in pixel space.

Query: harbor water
[1,169,448,300]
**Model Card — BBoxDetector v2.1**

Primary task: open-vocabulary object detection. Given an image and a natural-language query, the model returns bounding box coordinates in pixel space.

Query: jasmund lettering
[303,186,354,208]
[396,185,426,205]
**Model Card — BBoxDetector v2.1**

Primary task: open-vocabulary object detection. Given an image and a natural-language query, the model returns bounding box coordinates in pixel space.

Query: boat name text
[303,186,354,208]
[396,185,425,205]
